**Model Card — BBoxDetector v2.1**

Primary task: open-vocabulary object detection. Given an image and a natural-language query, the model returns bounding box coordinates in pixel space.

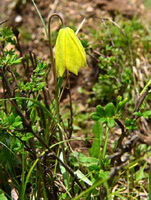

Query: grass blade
[31,0,48,36]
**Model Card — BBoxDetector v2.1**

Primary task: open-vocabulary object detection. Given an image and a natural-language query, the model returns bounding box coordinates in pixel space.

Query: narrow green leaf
[21,158,39,200]
[31,0,48,36]
[74,170,92,186]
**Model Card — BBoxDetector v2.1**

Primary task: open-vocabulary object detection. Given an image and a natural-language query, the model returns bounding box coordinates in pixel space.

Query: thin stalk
[104,181,111,200]
[67,71,73,139]
[38,163,48,200]
[149,166,151,200]
[14,29,27,72]
[1,77,7,114]
[0,19,7,25]
[48,13,64,137]
[127,165,130,198]
[21,148,25,199]
[31,0,48,36]
[21,158,39,200]
[47,15,68,171]
[102,126,109,159]
[140,79,151,95]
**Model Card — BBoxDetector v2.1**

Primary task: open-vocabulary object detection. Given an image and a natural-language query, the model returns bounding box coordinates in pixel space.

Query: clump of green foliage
[90,17,151,107]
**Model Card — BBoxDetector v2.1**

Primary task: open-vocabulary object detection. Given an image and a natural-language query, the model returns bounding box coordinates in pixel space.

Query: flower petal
[55,28,66,77]
[55,27,86,77]
[65,28,86,75]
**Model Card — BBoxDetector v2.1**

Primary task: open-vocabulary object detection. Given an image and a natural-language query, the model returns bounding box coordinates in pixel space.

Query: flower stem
[47,14,67,167]
[48,14,64,133]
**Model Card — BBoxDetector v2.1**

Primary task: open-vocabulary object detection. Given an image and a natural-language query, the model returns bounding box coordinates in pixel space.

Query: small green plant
[91,17,151,110]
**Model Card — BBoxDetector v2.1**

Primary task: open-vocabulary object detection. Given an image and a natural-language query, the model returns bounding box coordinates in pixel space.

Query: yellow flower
[55,27,86,77]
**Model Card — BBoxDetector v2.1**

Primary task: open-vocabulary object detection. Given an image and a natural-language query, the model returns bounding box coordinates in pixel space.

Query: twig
[110,134,138,164]
[7,67,18,95]
[29,51,36,70]
[13,28,27,72]
[76,18,86,34]
[0,19,7,25]
[101,18,114,46]
[101,18,122,30]
[115,119,126,150]
[1,75,7,113]
[132,82,151,120]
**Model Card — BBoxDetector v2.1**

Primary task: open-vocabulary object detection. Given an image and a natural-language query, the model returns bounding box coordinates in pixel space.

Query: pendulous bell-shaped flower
[55,27,86,77]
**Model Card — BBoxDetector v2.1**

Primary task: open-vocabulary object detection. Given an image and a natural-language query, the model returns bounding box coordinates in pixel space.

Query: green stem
[67,71,73,139]
[21,148,25,200]
[21,158,39,200]
[47,14,68,176]
[48,15,59,122]
[102,126,109,159]
[149,165,151,200]
[47,14,64,138]
[104,181,111,200]
[140,79,151,95]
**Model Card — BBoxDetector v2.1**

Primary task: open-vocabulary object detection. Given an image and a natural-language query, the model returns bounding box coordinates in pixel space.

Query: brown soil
[0,0,145,56]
